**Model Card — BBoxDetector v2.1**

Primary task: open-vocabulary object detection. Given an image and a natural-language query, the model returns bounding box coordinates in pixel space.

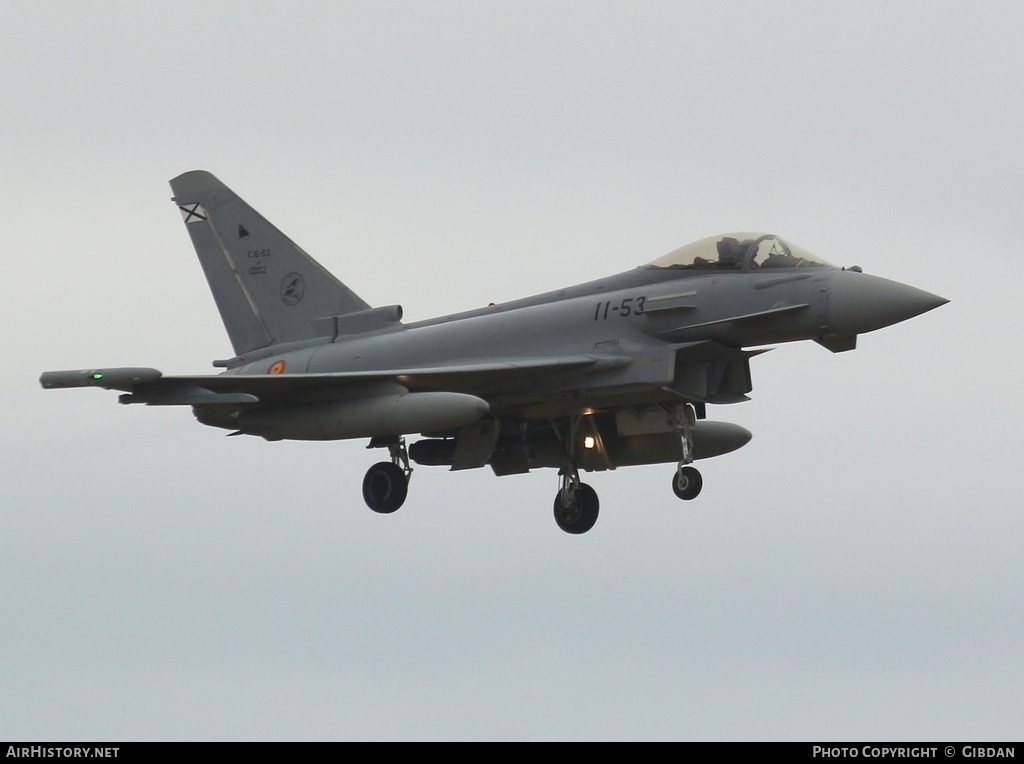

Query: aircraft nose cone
[828,270,948,336]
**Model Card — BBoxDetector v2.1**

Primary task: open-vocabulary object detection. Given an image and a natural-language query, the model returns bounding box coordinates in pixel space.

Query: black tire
[671,466,703,501]
[362,462,408,514]
[553,482,600,534]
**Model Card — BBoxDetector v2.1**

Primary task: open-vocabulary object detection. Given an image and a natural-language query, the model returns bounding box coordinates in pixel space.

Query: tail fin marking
[169,171,371,355]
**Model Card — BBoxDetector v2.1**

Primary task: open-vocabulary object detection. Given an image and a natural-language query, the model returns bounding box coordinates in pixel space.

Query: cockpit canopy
[646,233,834,272]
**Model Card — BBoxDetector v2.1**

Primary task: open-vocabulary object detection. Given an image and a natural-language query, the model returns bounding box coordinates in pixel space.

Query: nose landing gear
[671,403,703,501]
[671,465,703,501]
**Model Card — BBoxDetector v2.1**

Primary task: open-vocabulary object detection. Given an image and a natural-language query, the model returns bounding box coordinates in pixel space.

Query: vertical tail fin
[169,171,371,355]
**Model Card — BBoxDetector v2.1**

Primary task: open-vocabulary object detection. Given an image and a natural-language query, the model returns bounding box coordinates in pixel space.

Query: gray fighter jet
[40,171,947,534]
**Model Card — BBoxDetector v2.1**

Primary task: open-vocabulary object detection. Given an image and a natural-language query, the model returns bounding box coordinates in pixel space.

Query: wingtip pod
[40,367,162,391]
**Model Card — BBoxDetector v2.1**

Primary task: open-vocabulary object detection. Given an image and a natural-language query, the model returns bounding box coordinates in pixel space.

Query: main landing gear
[553,467,599,535]
[362,437,412,514]
[360,404,707,532]
[549,403,704,534]
[551,415,601,535]
[551,463,703,535]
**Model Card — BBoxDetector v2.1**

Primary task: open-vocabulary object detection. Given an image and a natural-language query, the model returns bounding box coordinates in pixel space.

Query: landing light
[583,436,596,449]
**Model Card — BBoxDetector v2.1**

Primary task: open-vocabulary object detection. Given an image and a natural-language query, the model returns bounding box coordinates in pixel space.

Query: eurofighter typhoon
[41,172,947,534]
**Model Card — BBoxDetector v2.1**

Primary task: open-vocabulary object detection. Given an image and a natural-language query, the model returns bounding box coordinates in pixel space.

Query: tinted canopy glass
[646,233,833,271]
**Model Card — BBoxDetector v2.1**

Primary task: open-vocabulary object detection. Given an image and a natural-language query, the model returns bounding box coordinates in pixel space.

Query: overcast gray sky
[2,1,1021,741]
